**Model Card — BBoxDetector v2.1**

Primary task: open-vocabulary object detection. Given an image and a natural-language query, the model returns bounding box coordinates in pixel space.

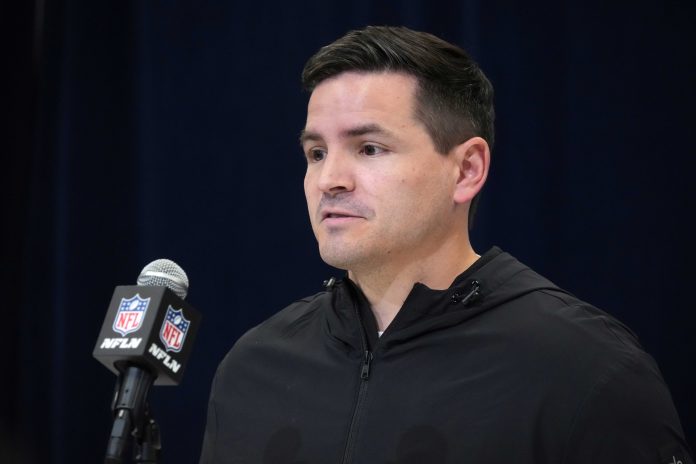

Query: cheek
[303,170,311,193]
[399,169,438,194]
[303,175,317,220]
[403,171,451,212]
[304,171,316,200]
[375,174,433,216]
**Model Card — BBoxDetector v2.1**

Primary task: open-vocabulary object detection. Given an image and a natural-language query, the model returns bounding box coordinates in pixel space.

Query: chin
[318,244,366,271]
[318,252,352,271]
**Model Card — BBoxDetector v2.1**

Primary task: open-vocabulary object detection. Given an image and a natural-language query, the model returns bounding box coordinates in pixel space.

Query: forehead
[305,72,419,133]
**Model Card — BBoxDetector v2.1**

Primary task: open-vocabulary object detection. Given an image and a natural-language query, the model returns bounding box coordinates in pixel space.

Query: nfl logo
[113,294,151,336]
[159,306,190,353]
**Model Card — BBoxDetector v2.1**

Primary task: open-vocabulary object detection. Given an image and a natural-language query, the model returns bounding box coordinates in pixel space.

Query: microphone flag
[93,285,201,386]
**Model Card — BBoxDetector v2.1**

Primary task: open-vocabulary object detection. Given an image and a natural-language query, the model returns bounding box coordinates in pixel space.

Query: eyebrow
[299,123,396,146]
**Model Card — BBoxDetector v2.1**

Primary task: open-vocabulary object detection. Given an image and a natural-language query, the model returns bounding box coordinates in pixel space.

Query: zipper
[341,281,374,464]
[341,349,373,464]
[360,350,373,379]
[338,278,481,463]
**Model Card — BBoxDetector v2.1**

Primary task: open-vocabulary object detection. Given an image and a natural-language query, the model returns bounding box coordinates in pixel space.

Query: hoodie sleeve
[561,350,692,464]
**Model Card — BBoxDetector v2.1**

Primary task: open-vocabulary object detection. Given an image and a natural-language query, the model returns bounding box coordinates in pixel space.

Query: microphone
[93,259,201,463]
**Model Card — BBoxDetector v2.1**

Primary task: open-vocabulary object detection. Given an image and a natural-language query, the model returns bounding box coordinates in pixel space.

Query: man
[200,26,691,463]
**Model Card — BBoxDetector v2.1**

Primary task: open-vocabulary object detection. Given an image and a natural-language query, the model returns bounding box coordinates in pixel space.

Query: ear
[451,136,490,205]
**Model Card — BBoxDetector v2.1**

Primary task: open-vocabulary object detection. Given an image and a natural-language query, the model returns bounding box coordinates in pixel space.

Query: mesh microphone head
[137,259,189,299]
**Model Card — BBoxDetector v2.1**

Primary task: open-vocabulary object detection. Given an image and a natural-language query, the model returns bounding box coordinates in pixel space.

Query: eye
[360,144,386,156]
[306,148,326,163]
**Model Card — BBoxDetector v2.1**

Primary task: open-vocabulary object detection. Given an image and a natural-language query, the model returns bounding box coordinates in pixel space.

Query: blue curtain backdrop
[3,0,694,462]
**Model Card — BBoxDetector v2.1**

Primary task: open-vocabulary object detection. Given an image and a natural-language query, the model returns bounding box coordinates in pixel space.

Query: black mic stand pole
[134,405,161,464]
[104,364,159,464]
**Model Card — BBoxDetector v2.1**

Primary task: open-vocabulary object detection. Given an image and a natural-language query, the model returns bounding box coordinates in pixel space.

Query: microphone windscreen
[137,259,189,299]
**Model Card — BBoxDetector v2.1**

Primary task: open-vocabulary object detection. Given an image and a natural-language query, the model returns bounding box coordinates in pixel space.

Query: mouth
[321,210,363,222]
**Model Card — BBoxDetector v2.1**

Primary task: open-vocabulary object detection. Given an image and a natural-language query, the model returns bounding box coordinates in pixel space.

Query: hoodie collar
[324,247,563,352]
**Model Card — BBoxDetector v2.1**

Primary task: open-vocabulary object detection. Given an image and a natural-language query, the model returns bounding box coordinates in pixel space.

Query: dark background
[2,0,694,462]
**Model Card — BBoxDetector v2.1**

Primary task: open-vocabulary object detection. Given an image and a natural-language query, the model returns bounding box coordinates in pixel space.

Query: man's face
[302,72,461,273]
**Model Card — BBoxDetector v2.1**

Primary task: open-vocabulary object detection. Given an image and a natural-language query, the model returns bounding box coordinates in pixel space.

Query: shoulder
[199,291,333,462]
[476,249,643,361]
[559,338,692,462]
[214,291,331,372]
[493,289,691,461]
[246,290,330,340]
[489,285,642,363]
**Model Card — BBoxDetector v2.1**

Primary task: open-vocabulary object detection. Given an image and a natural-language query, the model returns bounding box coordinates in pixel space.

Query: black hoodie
[200,247,691,463]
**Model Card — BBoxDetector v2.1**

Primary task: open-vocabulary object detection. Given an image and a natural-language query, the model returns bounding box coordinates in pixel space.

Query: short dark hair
[301,26,495,228]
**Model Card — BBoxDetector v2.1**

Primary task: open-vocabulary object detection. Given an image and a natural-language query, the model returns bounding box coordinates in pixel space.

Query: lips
[321,210,361,221]
[317,197,371,224]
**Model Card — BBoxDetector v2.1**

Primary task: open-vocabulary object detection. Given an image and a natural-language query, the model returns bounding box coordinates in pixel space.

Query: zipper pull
[360,351,373,380]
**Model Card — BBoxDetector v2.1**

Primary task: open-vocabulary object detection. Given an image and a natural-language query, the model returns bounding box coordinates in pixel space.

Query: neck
[348,238,479,332]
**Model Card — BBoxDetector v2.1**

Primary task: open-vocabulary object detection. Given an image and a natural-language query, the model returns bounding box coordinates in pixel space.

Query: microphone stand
[105,365,160,463]
[134,405,161,463]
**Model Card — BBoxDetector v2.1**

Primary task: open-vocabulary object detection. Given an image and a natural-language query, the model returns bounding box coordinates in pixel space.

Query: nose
[315,151,355,195]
